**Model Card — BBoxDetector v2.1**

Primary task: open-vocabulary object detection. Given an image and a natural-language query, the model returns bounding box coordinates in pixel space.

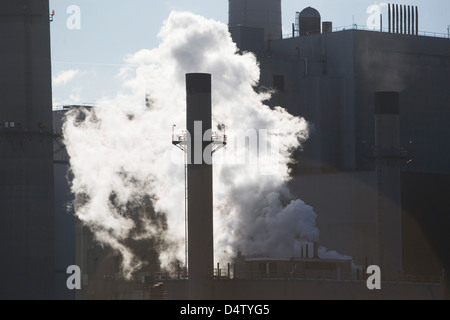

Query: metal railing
[283,25,450,40]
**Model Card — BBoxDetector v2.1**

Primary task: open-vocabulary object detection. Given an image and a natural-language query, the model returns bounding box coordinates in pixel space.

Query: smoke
[62,11,340,279]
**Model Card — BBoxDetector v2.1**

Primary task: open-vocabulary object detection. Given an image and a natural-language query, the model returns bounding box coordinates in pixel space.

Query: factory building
[2,0,449,300]
[54,1,449,300]
[228,0,450,288]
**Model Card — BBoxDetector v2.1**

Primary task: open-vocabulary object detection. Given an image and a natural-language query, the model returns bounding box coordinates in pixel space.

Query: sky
[49,0,450,107]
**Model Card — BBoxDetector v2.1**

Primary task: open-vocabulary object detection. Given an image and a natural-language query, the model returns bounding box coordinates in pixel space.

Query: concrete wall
[288,172,378,270]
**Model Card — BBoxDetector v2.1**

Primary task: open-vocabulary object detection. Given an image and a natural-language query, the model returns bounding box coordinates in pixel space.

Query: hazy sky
[49,0,450,106]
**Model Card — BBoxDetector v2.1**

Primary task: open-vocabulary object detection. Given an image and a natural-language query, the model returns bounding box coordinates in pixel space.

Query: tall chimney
[313,242,319,259]
[0,0,55,299]
[374,92,404,281]
[186,73,214,300]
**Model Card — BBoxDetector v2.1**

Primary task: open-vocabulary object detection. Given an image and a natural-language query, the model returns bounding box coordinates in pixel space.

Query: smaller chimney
[322,21,332,33]
[305,244,309,259]
[313,242,319,259]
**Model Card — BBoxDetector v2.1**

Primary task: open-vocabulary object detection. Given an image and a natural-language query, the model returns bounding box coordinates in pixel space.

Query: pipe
[388,4,391,33]
[415,6,419,35]
[396,5,399,33]
[380,14,383,33]
[403,5,407,34]
[400,5,403,34]
[408,5,411,35]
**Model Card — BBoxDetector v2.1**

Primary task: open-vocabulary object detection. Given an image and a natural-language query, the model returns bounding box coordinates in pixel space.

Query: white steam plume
[63,11,341,279]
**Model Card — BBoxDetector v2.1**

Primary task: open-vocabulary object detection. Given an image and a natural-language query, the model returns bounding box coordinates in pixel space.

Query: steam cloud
[63,11,342,279]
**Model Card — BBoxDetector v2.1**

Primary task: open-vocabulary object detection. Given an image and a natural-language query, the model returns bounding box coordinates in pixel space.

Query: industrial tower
[173,74,226,300]
[0,0,55,299]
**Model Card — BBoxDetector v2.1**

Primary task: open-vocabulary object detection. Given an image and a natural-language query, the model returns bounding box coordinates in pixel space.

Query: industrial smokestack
[305,243,309,259]
[313,242,319,259]
[186,73,214,300]
[322,21,332,34]
[374,92,404,281]
[0,0,55,299]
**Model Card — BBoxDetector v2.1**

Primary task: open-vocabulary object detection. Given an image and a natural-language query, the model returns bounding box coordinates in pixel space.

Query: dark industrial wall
[401,172,450,283]
[0,0,55,299]
[353,31,450,174]
[257,29,450,174]
[288,172,378,269]
[233,25,450,284]
[163,278,446,300]
[259,31,357,172]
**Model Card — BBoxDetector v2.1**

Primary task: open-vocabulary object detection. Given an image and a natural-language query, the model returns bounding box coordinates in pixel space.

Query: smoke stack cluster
[388,4,418,35]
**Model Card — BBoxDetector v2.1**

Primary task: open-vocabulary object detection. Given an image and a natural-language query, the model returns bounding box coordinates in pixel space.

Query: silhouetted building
[0,0,55,299]
[229,1,450,290]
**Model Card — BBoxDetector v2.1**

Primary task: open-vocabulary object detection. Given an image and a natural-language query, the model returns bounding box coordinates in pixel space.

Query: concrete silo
[0,0,55,299]
[299,6,321,36]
